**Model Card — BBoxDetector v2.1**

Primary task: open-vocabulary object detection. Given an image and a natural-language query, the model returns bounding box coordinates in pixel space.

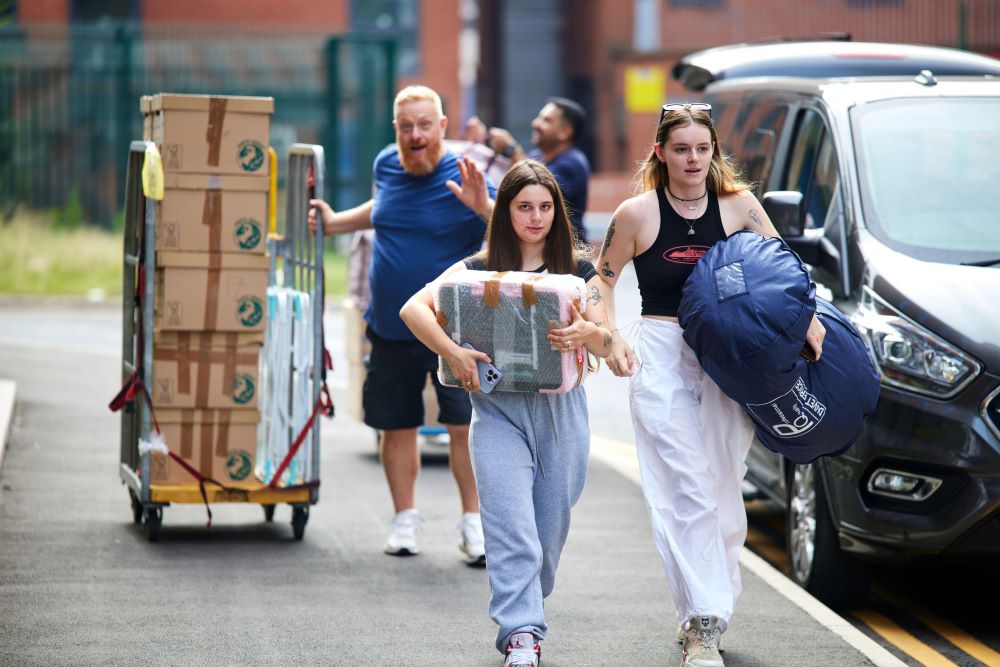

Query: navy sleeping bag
[677,231,879,464]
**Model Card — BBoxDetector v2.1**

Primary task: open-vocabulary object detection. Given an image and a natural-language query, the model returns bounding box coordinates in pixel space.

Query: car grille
[983,387,1000,442]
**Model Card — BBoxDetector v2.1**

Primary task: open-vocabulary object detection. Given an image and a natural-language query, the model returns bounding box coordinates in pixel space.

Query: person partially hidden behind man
[465,97,591,244]
[309,85,496,565]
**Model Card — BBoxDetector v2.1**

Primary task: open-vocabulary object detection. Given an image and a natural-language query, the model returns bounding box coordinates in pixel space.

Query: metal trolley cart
[113,140,331,541]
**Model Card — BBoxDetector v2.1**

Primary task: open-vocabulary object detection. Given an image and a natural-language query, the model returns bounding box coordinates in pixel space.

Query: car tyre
[786,461,870,610]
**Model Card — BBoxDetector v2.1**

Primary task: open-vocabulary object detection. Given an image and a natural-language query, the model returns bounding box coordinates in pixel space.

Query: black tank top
[633,188,728,317]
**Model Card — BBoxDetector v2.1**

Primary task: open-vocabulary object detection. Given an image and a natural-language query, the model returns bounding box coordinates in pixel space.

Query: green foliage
[0,208,349,299]
[53,188,86,231]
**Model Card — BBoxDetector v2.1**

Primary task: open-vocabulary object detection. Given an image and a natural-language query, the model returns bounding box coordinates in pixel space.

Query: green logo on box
[238,139,265,173]
[231,373,255,405]
[226,449,253,481]
[234,217,262,250]
[237,295,263,327]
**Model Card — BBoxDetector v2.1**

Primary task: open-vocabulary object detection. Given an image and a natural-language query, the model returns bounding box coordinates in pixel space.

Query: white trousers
[628,319,754,631]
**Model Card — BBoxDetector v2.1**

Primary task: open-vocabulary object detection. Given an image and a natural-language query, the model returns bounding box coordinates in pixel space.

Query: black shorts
[362,325,473,430]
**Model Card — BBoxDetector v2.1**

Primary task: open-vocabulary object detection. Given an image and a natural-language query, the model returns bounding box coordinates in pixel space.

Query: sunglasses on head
[659,102,712,123]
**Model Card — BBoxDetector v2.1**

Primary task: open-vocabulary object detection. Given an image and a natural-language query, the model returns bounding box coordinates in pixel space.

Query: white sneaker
[681,616,724,667]
[384,509,424,556]
[504,632,540,667]
[678,620,724,652]
[458,512,486,566]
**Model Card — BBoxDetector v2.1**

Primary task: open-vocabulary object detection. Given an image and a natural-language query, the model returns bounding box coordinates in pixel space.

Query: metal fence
[0,22,395,226]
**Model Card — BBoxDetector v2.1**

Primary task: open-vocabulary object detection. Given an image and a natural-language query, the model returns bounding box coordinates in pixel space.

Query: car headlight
[850,287,980,399]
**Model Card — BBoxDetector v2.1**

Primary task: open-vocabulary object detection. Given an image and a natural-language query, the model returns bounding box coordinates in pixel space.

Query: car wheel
[786,461,871,610]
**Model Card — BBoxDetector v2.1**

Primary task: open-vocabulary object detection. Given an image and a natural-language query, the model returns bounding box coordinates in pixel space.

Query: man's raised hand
[446,157,492,220]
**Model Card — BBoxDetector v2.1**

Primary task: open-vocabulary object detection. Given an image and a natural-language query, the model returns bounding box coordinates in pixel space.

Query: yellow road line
[853,609,957,667]
[872,584,1000,666]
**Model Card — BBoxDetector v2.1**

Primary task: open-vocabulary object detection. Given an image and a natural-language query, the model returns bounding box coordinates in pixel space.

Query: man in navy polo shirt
[310,85,496,564]
[468,97,591,243]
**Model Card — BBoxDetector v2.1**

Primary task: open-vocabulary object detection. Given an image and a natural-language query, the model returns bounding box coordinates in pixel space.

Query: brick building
[16,0,1000,214]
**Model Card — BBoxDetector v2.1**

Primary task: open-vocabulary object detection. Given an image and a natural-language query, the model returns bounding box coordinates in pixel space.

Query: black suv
[673,40,1000,608]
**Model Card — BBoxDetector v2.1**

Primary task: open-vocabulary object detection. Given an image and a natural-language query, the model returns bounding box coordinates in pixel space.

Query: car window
[784,109,839,229]
[724,101,787,196]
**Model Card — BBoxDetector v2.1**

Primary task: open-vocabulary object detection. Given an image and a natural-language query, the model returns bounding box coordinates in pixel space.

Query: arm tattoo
[748,209,762,227]
[599,217,616,258]
[601,262,616,278]
[602,331,612,347]
[588,285,602,305]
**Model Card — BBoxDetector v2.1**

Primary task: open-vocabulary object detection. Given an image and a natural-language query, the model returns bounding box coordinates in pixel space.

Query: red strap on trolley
[268,358,334,489]
[109,371,227,527]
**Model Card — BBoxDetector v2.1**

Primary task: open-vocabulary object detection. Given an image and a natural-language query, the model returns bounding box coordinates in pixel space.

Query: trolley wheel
[262,503,276,522]
[129,490,143,524]
[291,506,309,541]
[144,506,162,542]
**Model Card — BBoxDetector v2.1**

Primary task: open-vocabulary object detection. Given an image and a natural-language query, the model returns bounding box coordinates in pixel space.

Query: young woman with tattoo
[596,104,825,667]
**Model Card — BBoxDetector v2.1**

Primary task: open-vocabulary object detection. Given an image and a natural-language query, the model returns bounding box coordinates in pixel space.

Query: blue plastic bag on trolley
[677,230,879,464]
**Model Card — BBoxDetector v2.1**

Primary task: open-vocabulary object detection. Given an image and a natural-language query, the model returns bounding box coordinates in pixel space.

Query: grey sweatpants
[469,387,590,653]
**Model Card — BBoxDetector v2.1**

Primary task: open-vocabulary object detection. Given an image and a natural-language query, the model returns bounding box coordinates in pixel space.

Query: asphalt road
[0,281,897,666]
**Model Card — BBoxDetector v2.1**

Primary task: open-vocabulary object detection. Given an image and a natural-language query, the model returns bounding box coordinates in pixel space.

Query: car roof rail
[750,32,853,44]
[672,40,1000,91]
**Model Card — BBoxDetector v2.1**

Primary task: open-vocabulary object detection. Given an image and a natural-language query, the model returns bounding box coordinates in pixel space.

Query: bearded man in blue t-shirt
[310,85,496,564]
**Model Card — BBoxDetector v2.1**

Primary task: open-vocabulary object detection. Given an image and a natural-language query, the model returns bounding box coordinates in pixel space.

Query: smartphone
[461,343,502,393]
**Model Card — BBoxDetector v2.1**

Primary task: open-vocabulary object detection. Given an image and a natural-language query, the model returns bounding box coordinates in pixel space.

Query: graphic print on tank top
[663,244,709,265]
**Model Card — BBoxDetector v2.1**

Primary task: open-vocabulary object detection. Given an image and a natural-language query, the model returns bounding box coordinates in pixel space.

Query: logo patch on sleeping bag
[745,377,827,439]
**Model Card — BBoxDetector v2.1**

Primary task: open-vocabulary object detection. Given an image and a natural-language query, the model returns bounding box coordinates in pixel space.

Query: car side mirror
[762,190,805,238]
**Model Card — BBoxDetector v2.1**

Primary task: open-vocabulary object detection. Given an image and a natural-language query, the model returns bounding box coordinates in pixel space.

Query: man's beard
[398,138,444,176]
[532,129,557,154]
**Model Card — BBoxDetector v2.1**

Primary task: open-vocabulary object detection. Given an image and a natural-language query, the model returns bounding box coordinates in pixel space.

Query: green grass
[0,211,348,299]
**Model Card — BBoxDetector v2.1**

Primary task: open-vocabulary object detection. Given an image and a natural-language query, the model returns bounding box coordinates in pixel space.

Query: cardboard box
[150,409,260,485]
[342,301,440,426]
[140,95,153,140]
[157,173,268,255]
[154,252,269,332]
[152,331,262,409]
[151,93,273,176]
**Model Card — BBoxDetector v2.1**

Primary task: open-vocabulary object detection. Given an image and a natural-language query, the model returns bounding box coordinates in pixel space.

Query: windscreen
[852,97,1000,264]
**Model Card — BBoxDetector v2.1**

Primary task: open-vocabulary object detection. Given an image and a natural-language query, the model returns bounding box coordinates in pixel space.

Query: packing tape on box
[206,97,227,167]
[177,332,191,394]
[202,190,223,253]
[223,334,239,397]
[216,411,231,457]
[204,253,222,330]
[180,409,194,457]
[522,274,543,307]
[200,420,213,475]
[155,334,257,406]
